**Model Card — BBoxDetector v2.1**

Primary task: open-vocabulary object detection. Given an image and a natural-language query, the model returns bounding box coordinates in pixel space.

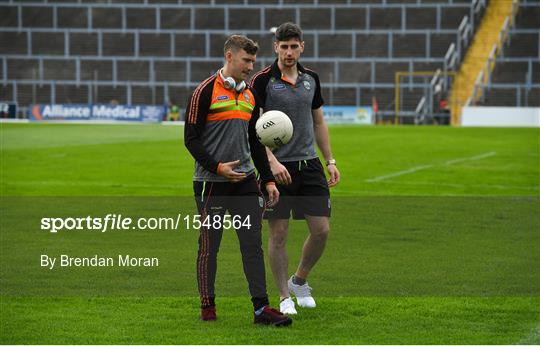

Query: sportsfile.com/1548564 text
[40,214,252,233]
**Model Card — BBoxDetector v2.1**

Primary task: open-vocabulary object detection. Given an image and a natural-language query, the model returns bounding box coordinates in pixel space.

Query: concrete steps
[452,0,518,124]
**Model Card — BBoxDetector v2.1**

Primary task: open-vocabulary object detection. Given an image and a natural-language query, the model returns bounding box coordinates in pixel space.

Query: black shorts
[264,158,331,220]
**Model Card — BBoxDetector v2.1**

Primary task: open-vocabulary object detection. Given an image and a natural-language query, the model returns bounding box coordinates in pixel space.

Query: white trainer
[279,297,297,315]
[288,276,316,308]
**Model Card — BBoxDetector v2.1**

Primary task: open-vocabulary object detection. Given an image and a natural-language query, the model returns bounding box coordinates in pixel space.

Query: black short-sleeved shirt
[250,60,324,162]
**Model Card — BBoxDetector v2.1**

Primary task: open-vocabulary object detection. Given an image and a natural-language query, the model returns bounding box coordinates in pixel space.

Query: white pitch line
[366,164,434,182]
[516,324,540,345]
[366,151,497,183]
[372,180,540,191]
[443,151,497,165]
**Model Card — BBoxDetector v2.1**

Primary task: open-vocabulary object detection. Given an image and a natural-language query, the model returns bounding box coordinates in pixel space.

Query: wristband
[325,159,336,166]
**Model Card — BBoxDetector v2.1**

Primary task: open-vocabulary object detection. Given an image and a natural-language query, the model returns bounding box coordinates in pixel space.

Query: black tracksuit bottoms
[194,174,269,310]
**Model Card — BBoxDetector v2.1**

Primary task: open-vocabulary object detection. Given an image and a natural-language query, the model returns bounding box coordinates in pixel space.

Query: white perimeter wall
[461,107,540,127]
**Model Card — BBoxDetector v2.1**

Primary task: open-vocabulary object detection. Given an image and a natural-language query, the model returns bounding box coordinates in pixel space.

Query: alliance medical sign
[29,104,165,123]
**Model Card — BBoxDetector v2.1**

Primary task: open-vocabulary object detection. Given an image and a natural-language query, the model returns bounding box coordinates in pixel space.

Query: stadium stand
[0,0,491,118]
[478,2,540,107]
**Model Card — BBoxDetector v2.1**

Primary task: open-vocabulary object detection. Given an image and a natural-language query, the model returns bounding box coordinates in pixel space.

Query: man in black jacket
[184,35,291,327]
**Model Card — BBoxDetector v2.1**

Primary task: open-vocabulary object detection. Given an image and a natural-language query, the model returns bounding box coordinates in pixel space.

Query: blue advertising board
[29,104,165,123]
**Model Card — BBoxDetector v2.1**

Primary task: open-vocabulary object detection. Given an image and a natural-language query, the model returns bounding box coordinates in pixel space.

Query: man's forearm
[266,147,279,164]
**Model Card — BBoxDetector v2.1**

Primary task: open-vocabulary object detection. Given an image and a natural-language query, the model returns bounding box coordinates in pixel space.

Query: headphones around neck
[219,69,246,93]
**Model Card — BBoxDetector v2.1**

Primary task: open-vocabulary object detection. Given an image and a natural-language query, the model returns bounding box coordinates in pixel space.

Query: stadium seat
[319,34,353,58]
[18,84,51,105]
[406,8,437,29]
[139,34,171,57]
[339,62,372,84]
[126,8,156,29]
[117,61,150,82]
[321,87,357,106]
[0,32,27,55]
[160,8,190,30]
[57,7,88,28]
[482,88,517,107]
[175,34,206,57]
[490,61,529,84]
[190,61,221,82]
[22,6,53,28]
[80,60,114,81]
[154,61,187,82]
[515,5,540,29]
[533,62,540,83]
[0,6,17,27]
[393,34,427,58]
[335,8,366,30]
[32,32,65,55]
[69,33,99,56]
[302,61,335,83]
[356,34,388,57]
[102,33,135,56]
[504,33,539,57]
[300,8,332,30]
[97,85,127,104]
[441,7,470,29]
[430,34,456,58]
[56,84,89,104]
[195,8,225,30]
[265,8,296,28]
[92,8,123,29]
[375,62,409,83]
[43,60,76,81]
[229,8,261,30]
[7,59,39,80]
[370,8,401,29]
[131,86,164,105]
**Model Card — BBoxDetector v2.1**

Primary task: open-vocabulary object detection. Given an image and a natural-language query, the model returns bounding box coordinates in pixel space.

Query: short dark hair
[223,35,259,56]
[275,22,303,42]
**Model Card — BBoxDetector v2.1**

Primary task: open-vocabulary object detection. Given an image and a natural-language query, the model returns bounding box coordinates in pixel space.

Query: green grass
[1,123,539,344]
[1,124,538,196]
[2,297,538,344]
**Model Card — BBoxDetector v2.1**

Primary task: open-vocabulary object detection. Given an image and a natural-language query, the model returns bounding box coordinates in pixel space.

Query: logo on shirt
[216,95,228,101]
[303,81,311,90]
[273,84,286,90]
[243,92,250,102]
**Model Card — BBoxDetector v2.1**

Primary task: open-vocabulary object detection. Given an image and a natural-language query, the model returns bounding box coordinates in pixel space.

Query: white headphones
[219,69,246,93]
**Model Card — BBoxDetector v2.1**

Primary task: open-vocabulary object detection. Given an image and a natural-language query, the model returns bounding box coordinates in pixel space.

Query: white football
[255,110,293,149]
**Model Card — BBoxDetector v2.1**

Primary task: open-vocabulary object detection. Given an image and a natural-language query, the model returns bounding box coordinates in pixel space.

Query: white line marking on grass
[517,324,540,345]
[366,164,434,182]
[372,180,540,192]
[443,151,497,165]
[366,151,497,183]
[161,121,185,126]
[0,119,186,125]
[0,119,30,123]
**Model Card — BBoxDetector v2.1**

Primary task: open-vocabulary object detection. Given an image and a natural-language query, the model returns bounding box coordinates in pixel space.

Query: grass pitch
[1,123,539,344]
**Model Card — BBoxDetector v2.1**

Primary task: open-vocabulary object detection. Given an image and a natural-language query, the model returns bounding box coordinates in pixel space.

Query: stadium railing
[468,1,540,108]
[0,1,481,116]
